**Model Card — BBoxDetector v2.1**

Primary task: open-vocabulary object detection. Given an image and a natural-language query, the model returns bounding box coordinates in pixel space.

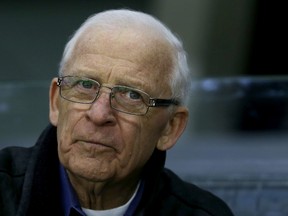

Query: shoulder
[160,168,234,216]
[0,146,34,176]
[0,146,38,214]
[0,125,55,176]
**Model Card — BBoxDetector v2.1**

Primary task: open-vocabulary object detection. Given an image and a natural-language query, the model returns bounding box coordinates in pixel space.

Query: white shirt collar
[82,182,140,216]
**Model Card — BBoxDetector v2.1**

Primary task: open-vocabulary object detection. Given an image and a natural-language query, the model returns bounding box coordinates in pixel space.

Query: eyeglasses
[57,76,179,116]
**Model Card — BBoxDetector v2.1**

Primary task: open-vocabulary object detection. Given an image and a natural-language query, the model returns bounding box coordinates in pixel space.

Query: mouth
[77,140,116,151]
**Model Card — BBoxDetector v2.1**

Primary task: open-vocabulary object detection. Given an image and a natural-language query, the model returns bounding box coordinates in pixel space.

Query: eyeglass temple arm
[150,99,180,107]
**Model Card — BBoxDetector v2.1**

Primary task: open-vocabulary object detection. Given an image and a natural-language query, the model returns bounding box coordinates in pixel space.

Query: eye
[73,79,100,92]
[127,90,141,100]
[78,80,94,89]
[115,87,144,102]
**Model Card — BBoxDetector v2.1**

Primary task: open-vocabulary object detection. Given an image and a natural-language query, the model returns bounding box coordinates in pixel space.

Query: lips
[84,140,110,148]
[76,139,117,152]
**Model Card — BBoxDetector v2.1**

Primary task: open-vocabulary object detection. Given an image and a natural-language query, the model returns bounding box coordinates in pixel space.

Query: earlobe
[156,107,189,151]
[49,78,60,126]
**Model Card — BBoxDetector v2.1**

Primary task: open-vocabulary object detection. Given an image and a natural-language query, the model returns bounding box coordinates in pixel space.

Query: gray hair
[59,9,191,106]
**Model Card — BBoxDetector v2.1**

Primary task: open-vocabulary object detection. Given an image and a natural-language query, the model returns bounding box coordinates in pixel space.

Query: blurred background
[0,1,287,215]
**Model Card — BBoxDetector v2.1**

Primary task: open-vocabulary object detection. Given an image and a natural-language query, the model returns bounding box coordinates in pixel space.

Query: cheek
[141,112,169,140]
[56,104,85,159]
[123,115,167,163]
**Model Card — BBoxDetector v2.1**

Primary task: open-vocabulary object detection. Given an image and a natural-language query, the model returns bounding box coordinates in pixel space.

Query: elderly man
[0,9,234,216]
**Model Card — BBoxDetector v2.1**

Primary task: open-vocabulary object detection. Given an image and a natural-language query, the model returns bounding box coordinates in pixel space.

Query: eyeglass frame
[56,76,180,116]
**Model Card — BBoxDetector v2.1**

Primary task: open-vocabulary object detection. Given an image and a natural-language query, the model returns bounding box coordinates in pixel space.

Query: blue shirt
[59,164,144,216]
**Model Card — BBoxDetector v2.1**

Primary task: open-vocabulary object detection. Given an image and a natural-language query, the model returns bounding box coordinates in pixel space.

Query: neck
[66,170,140,210]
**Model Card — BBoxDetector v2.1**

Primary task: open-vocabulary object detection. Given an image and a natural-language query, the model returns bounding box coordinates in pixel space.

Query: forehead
[64,26,174,94]
[80,25,173,69]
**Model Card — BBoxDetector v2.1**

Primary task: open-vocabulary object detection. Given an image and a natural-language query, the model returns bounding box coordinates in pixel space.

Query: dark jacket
[0,124,234,216]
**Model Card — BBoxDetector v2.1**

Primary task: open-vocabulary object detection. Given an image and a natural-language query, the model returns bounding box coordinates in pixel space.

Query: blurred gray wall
[0,0,256,81]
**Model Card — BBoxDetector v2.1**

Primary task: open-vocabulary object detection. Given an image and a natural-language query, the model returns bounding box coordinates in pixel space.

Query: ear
[49,78,60,126]
[156,107,189,151]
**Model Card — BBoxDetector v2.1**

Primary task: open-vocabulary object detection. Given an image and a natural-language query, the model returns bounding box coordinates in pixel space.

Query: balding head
[59,9,190,105]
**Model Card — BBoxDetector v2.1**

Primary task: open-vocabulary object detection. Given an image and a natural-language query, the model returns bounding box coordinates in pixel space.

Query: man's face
[49,27,186,183]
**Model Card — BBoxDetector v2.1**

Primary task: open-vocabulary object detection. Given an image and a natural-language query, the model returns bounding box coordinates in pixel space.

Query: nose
[94,85,113,101]
[86,86,116,125]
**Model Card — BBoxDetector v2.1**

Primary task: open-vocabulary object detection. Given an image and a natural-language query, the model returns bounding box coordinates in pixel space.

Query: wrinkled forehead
[74,24,174,77]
